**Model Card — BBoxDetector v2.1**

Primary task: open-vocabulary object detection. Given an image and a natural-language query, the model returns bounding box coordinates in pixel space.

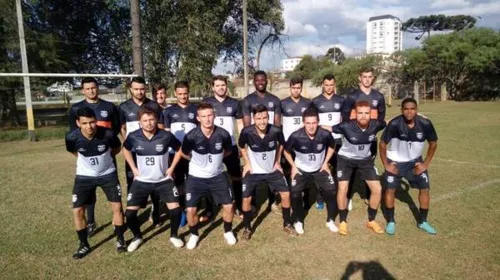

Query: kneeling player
[284,107,338,234]
[123,108,185,251]
[239,105,297,240]
[379,98,438,235]
[65,107,126,259]
[333,100,386,235]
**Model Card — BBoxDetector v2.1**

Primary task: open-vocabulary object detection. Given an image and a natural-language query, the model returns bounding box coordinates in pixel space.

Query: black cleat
[72,244,91,259]
[116,239,127,253]
[242,228,252,240]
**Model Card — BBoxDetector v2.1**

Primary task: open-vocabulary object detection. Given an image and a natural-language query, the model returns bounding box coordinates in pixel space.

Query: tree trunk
[130,0,143,76]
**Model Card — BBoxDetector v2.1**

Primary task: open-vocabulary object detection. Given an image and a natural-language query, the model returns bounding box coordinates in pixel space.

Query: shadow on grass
[91,222,114,251]
[395,181,420,223]
[341,260,396,280]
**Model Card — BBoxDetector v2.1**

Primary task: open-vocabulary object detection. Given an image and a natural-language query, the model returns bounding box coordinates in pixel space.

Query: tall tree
[403,14,476,40]
[325,46,345,64]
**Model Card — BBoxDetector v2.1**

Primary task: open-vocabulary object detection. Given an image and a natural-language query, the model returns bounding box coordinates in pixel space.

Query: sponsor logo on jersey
[72,194,77,203]
[387,176,394,183]
[78,148,86,152]
[319,105,325,109]
[100,111,108,118]
[172,114,179,119]
[334,103,340,110]
[136,145,144,150]
[251,144,259,149]
[156,144,164,152]
[317,144,323,150]
[198,146,205,150]
[188,113,195,119]
[268,141,275,148]
[97,144,106,152]
[226,107,232,113]
[286,108,293,113]
[301,107,307,113]
[128,112,136,117]
[337,170,343,178]
[186,193,191,201]
[349,137,357,141]
[416,132,423,139]
[372,100,378,107]
[268,102,274,108]
[368,134,375,142]
[301,146,307,150]
[215,142,222,150]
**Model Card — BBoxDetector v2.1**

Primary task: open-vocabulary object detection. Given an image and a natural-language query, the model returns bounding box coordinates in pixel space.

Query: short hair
[355,100,371,110]
[81,77,98,87]
[254,70,267,79]
[302,107,319,121]
[137,107,157,121]
[402,97,418,108]
[197,102,214,112]
[322,74,335,82]
[130,76,146,86]
[153,83,166,92]
[290,76,303,87]
[174,81,189,91]
[211,75,227,86]
[252,104,268,116]
[76,107,96,120]
[359,67,374,76]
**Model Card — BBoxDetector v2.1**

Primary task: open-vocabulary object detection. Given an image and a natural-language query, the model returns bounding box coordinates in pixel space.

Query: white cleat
[127,237,143,252]
[224,231,237,245]
[169,237,184,248]
[348,199,353,211]
[294,222,305,235]
[326,220,339,233]
[186,234,200,250]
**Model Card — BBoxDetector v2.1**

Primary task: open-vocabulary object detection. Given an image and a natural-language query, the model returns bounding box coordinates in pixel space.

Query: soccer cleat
[366,221,384,234]
[72,244,91,259]
[186,234,200,250]
[169,237,184,248]
[418,222,437,235]
[386,222,396,235]
[347,199,353,211]
[241,228,253,240]
[315,201,325,211]
[339,222,348,235]
[87,222,97,237]
[326,220,339,233]
[283,224,299,236]
[224,231,237,245]
[294,222,305,235]
[116,239,127,253]
[127,237,143,252]
[180,211,187,227]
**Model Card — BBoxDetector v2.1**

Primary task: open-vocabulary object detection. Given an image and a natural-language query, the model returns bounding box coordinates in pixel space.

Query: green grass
[0,126,68,142]
[1,101,500,279]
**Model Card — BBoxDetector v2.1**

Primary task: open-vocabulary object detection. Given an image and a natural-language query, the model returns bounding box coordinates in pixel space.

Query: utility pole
[130,0,144,77]
[16,0,36,141]
[243,0,249,96]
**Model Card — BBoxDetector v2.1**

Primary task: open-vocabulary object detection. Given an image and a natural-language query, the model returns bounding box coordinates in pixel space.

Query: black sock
[243,210,252,229]
[339,209,348,222]
[125,210,142,239]
[291,194,304,223]
[282,207,291,227]
[233,181,243,211]
[419,208,428,223]
[76,228,89,247]
[368,207,378,221]
[386,207,395,223]
[86,203,96,224]
[189,224,199,236]
[169,207,182,237]
[223,221,232,233]
[114,225,126,242]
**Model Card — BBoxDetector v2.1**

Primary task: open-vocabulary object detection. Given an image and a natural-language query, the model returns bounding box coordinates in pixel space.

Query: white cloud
[284,42,353,57]
[374,0,401,4]
[431,0,470,9]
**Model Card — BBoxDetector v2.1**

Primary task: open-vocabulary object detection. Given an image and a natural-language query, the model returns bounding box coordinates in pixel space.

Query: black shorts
[127,179,179,207]
[242,170,289,198]
[328,144,341,170]
[72,174,122,208]
[291,170,336,194]
[336,155,379,182]
[223,145,242,179]
[185,173,233,207]
[169,156,189,187]
[383,158,430,190]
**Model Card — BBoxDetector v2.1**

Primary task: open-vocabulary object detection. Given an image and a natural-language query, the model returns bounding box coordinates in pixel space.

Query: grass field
[1,101,499,279]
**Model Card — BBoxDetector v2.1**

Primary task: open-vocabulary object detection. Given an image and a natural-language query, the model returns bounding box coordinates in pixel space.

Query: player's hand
[166,167,174,178]
[242,164,252,177]
[413,162,428,175]
[132,168,140,180]
[385,162,399,175]
[274,162,283,174]
[291,166,302,179]
[320,163,331,176]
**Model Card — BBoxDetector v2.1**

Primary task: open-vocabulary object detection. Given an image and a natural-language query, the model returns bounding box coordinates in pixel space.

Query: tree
[325,46,345,64]
[251,27,287,70]
[403,14,476,40]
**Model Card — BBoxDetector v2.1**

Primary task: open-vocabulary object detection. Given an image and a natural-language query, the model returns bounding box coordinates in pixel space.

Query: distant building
[367,14,403,55]
[281,57,303,72]
[46,82,73,93]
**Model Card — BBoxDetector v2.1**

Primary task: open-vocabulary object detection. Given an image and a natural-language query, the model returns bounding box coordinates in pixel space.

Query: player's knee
[186,207,197,216]
[110,202,122,213]
[73,207,85,217]
[280,191,290,199]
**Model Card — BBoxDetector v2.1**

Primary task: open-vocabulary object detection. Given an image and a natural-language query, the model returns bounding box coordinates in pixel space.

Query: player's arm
[342,95,354,121]
[321,125,332,132]
[122,147,139,178]
[180,135,192,161]
[65,133,78,157]
[236,119,244,135]
[379,126,398,174]
[415,122,438,175]
[241,99,252,126]
[68,107,77,131]
[162,109,171,131]
[378,95,386,122]
[238,131,252,176]
[274,99,282,126]
[273,130,284,172]
[320,134,336,174]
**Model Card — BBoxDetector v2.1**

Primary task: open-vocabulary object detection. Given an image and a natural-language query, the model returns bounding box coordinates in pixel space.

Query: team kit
[66,69,438,259]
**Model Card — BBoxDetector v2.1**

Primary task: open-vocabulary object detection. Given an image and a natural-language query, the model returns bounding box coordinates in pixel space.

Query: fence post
[414,80,419,104]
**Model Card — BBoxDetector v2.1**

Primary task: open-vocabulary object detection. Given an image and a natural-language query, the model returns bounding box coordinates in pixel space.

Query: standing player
[153,83,169,109]
[203,75,244,216]
[312,74,344,211]
[238,105,297,240]
[379,98,438,235]
[118,77,164,225]
[280,77,311,142]
[68,77,120,236]
[333,100,386,235]
[122,108,185,251]
[181,103,236,249]
[283,107,338,234]
[65,107,126,259]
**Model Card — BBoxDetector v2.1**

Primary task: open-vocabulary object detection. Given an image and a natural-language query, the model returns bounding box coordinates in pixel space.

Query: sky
[214,0,500,74]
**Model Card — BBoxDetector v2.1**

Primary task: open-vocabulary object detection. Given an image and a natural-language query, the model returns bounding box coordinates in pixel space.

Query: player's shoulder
[266,92,280,102]
[70,100,86,111]
[289,127,305,138]
[387,115,403,126]
[98,126,115,138]
[215,125,231,137]
[332,94,345,102]
[202,96,215,103]
[415,115,433,127]
[241,125,253,135]
[318,127,331,136]
[269,124,282,134]
[312,94,324,102]
[65,128,80,141]
[185,126,200,139]
[281,96,292,104]
[187,103,198,111]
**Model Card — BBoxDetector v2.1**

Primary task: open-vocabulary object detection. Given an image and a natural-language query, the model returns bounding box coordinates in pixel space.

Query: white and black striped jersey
[312,94,344,144]
[381,115,438,162]
[163,103,198,145]
[238,124,284,174]
[65,127,120,177]
[123,129,181,183]
[118,98,164,137]
[333,120,386,160]
[280,96,312,141]
[241,91,281,125]
[285,127,335,173]
[182,126,232,178]
[203,96,242,145]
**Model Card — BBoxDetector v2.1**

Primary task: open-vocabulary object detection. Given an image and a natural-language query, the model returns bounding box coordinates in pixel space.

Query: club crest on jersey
[97,144,106,152]
[100,111,108,118]
[372,100,378,107]
[226,107,232,113]
[387,176,394,183]
[72,194,77,203]
[301,107,307,113]
[156,144,164,152]
[269,141,275,148]
[317,144,323,150]
[215,142,222,150]
[416,132,423,139]
[337,170,343,178]
[186,193,191,201]
[268,102,274,108]
[188,113,195,119]
[334,103,340,110]
[368,134,375,142]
